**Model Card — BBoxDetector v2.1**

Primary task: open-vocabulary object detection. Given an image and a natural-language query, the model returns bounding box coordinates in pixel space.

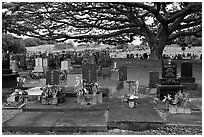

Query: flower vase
[77,95,85,105]
[169,105,177,114]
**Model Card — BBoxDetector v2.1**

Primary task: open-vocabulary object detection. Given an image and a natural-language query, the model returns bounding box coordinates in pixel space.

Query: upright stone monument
[82,62,97,84]
[179,62,197,89]
[46,70,60,85]
[42,58,48,72]
[149,71,160,88]
[156,60,185,100]
[2,52,18,88]
[61,60,69,71]
[33,57,44,72]
[119,66,127,82]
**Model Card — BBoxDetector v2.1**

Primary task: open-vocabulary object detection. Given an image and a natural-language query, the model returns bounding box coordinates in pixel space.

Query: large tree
[2,2,202,59]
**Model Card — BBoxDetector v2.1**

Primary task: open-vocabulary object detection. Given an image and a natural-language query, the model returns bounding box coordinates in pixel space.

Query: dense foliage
[2,34,27,54]
[2,2,202,59]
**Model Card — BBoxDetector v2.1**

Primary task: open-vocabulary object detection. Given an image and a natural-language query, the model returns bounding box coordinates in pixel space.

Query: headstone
[119,66,127,82]
[10,60,18,72]
[61,60,69,71]
[46,70,60,85]
[33,58,44,72]
[82,63,97,84]
[149,71,160,88]
[179,62,197,89]
[2,52,18,88]
[181,62,193,78]
[162,62,177,78]
[156,60,185,100]
[67,58,72,70]
[42,58,48,72]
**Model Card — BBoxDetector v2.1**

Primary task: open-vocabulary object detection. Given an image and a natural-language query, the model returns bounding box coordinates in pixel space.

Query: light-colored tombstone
[61,60,69,71]
[10,60,18,72]
[33,57,43,72]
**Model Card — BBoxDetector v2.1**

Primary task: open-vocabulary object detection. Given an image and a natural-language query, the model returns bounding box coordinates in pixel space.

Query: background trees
[2,2,202,59]
[2,34,27,54]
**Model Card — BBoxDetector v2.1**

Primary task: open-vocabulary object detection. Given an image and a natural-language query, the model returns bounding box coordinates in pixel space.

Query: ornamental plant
[41,85,62,98]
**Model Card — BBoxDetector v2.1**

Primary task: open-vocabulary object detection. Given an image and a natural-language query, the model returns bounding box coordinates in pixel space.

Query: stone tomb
[82,63,97,84]
[149,71,160,88]
[42,58,48,72]
[2,52,18,88]
[46,70,60,85]
[179,62,197,89]
[156,60,185,100]
[119,66,127,82]
[33,58,44,73]
[10,60,18,72]
[61,60,69,71]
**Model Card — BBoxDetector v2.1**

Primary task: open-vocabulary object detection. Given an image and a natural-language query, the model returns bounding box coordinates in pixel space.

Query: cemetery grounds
[2,58,202,135]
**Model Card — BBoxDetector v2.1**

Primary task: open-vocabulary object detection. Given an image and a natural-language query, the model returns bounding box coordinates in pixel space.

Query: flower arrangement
[163,91,191,114]
[40,85,62,105]
[74,76,101,105]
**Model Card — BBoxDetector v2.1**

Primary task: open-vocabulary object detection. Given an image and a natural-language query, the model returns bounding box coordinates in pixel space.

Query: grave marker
[179,62,197,89]
[82,63,97,84]
[33,58,44,72]
[42,58,48,72]
[149,71,160,88]
[119,66,127,82]
[46,70,60,85]
[61,60,69,71]
[156,60,185,100]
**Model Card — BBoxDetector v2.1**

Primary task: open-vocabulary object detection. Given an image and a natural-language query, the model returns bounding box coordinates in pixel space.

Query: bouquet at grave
[169,91,192,114]
[17,77,26,87]
[74,76,100,96]
[7,89,28,105]
[172,91,191,107]
[41,85,62,99]
[162,94,172,108]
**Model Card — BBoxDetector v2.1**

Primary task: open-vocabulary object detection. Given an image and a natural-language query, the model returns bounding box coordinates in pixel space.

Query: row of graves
[148,59,198,114]
[3,49,112,106]
[3,52,201,133]
[8,49,112,78]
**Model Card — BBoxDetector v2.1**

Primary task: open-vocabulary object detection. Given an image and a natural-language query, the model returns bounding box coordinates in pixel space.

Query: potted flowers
[40,85,62,105]
[74,76,101,105]
[167,91,191,114]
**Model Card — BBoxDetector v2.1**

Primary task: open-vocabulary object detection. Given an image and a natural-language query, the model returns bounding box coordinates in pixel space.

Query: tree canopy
[2,2,202,59]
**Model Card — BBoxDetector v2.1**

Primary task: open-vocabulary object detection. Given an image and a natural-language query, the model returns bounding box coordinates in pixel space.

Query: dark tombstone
[162,62,177,78]
[181,62,192,78]
[156,60,185,100]
[2,52,18,88]
[179,62,197,89]
[149,71,160,88]
[119,66,127,82]
[46,70,60,85]
[82,63,97,84]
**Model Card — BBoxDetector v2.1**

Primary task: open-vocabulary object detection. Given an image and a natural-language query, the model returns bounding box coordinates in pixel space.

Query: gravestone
[46,70,60,85]
[119,66,127,82]
[18,55,26,70]
[149,71,160,88]
[179,62,197,89]
[42,58,48,72]
[2,52,18,88]
[156,60,185,100]
[10,60,18,72]
[61,60,69,71]
[33,58,44,72]
[25,57,34,70]
[82,63,97,84]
